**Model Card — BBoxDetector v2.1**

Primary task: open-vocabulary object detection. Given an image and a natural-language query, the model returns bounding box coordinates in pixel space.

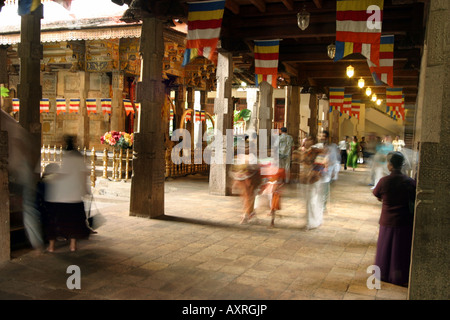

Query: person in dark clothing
[373,152,416,287]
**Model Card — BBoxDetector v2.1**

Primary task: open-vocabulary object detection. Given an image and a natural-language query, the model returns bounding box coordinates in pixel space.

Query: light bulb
[376,99,382,105]
[358,77,365,88]
[346,65,354,78]
[371,93,377,102]
[366,87,372,96]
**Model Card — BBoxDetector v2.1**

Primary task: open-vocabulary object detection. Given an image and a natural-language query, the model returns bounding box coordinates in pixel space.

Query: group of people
[232,127,416,287]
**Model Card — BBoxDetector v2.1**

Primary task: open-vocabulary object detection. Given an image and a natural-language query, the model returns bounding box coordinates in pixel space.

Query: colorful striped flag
[195,110,201,122]
[351,99,361,119]
[343,94,352,116]
[185,110,192,122]
[101,98,112,114]
[69,99,80,113]
[329,88,345,113]
[56,98,66,115]
[368,35,394,87]
[86,99,97,115]
[182,0,225,66]
[169,109,174,121]
[40,99,50,113]
[123,99,134,116]
[386,87,402,119]
[12,98,20,113]
[135,102,140,113]
[201,110,206,122]
[335,0,384,66]
[254,40,280,88]
[18,0,41,16]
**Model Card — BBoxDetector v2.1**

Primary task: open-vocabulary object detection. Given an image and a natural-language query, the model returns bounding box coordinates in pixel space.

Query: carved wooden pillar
[129,17,165,218]
[209,51,233,196]
[408,2,450,300]
[285,85,300,147]
[307,93,318,141]
[111,71,125,132]
[175,85,185,130]
[0,122,9,262]
[17,5,42,157]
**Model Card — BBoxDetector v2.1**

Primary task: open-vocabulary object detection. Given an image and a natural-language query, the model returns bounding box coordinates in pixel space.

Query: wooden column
[186,86,195,150]
[307,93,318,140]
[200,90,207,148]
[78,71,90,148]
[0,113,9,262]
[129,17,165,218]
[209,51,233,196]
[285,85,300,147]
[111,71,125,132]
[175,85,185,130]
[17,6,42,154]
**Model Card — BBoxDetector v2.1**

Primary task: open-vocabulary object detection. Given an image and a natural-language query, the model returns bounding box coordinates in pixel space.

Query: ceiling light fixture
[376,99,382,105]
[346,65,354,78]
[358,77,365,88]
[371,93,377,102]
[327,44,336,59]
[297,6,310,31]
[366,87,372,96]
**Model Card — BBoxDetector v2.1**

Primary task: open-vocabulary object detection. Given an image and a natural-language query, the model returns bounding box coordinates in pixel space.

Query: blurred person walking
[346,136,359,171]
[278,127,294,183]
[43,135,91,252]
[338,136,349,170]
[373,152,416,287]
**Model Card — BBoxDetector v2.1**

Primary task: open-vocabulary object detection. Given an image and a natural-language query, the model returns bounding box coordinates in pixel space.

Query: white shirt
[45,150,89,203]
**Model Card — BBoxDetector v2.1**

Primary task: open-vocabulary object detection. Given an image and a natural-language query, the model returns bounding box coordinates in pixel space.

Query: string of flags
[9,98,138,116]
[183,110,207,123]
[328,87,405,121]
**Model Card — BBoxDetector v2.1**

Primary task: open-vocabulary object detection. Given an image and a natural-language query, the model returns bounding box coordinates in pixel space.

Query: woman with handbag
[372,152,416,286]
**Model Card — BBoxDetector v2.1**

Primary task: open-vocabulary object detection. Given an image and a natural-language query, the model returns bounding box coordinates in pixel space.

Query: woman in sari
[346,136,359,171]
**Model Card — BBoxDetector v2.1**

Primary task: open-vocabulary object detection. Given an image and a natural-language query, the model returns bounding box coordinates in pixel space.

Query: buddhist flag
[368,35,394,87]
[182,0,225,66]
[329,88,345,113]
[185,110,192,122]
[351,99,361,119]
[56,98,66,115]
[40,99,50,113]
[69,99,80,113]
[123,99,134,116]
[101,98,112,114]
[201,110,206,122]
[18,0,41,16]
[169,109,174,121]
[386,87,402,119]
[335,0,384,66]
[12,98,20,113]
[254,40,280,88]
[135,102,140,113]
[343,94,352,116]
[86,99,97,115]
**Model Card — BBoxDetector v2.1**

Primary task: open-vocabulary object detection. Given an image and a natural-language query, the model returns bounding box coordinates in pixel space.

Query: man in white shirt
[338,136,349,170]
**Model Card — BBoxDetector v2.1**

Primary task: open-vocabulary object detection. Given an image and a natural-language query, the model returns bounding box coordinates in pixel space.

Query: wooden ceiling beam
[225,0,240,15]
[313,0,323,9]
[281,0,294,11]
[249,0,266,13]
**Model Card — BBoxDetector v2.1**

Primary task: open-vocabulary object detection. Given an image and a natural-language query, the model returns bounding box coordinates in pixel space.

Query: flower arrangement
[101,131,134,150]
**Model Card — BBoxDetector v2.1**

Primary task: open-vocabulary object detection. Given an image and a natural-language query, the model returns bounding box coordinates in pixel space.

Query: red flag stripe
[336,31,380,44]
[188,19,223,30]
[336,10,383,21]
[254,52,279,60]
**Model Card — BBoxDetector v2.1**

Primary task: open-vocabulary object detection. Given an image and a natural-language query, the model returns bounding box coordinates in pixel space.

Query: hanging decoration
[329,87,345,113]
[368,35,394,87]
[343,94,352,116]
[335,0,384,66]
[101,98,112,115]
[351,99,361,119]
[123,99,134,116]
[86,98,97,115]
[254,39,280,88]
[12,98,20,113]
[40,98,50,113]
[201,110,206,122]
[69,99,80,113]
[182,0,226,66]
[56,98,66,115]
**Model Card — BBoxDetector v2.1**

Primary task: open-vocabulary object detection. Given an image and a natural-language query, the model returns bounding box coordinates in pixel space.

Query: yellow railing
[41,145,209,187]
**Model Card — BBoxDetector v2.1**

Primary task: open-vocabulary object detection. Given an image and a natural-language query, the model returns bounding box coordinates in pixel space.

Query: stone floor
[0,164,409,301]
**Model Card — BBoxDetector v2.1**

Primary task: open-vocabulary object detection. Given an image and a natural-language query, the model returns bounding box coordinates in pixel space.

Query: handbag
[85,195,106,231]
